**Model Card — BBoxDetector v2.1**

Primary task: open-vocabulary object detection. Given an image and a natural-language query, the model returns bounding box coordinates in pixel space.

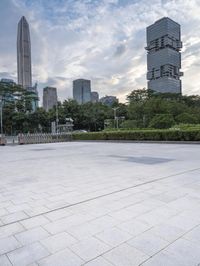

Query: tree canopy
[1,84,200,134]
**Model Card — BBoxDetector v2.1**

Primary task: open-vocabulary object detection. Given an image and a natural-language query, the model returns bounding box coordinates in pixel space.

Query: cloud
[0,0,200,105]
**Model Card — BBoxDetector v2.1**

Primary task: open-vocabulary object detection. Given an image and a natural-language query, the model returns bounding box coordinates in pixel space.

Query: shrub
[72,129,200,141]
[120,120,137,129]
[171,123,200,130]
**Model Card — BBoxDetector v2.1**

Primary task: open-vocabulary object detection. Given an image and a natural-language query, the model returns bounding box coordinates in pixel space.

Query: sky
[0,0,200,103]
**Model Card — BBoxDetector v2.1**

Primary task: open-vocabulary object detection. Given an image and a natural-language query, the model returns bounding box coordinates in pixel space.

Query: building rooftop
[0,142,200,265]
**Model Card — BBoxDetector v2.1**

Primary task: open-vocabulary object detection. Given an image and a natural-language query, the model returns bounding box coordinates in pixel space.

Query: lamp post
[112,107,119,129]
[56,102,59,133]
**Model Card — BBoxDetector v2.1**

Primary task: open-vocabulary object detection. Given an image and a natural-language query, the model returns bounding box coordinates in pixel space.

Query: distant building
[146,17,183,94]
[43,87,57,111]
[29,83,39,112]
[1,78,15,85]
[100,95,119,106]
[73,79,91,104]
[0,78,15,103]
[91,91,99,103]
[17,16,32,89]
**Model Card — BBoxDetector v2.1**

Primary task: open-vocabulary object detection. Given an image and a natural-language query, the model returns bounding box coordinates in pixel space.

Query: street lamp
[56,102,59,133]
[112,107,119,129]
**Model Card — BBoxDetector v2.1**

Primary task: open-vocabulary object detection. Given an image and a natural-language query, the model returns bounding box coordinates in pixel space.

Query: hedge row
[72,129,200,141]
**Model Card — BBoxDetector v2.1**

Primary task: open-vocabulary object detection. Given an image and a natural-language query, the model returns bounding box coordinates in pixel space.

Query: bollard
[18,133,24,145]
[0,134,6,145]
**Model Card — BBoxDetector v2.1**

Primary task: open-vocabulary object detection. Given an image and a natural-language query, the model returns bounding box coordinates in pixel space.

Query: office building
[91,91,99,103]
[43,87,57,111]
[17,16,32,89]
[146,17,183,94]
[73,79,91,104]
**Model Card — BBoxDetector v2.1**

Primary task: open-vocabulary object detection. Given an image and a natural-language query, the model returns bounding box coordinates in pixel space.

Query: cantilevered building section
[17,16,32,89]
[146,17,183,94]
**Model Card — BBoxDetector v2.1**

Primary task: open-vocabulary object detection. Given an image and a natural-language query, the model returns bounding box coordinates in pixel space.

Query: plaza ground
[0,141,200,266]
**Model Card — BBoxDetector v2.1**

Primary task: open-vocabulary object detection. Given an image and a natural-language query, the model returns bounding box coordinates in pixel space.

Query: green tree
[176,112,199,124]
[149,114,175,129]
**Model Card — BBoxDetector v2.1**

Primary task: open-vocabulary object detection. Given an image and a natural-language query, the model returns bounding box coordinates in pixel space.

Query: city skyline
[0,0,200,103]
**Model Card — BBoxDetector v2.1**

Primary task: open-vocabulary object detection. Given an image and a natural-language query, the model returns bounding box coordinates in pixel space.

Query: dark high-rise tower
[17,16,32,89]
[146,17,183,94]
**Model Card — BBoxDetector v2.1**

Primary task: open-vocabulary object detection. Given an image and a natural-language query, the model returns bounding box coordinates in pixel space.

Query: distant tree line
[0,81,200,135]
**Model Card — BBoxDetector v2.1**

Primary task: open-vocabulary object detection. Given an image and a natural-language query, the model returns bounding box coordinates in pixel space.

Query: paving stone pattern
[0,142,200,265]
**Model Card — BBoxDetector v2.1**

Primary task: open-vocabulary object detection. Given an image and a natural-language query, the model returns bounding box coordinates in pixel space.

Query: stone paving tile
[103,243,149,266]
[166,213,200,231]
[164,238,200,266]
[95,227,132,247]
[66,222,101,241]
[20,215,50,229]
[1,211,29,224]
[69,236,111,261]
[43,213,93,235]
[89,215,119,232]
[0,208,9,217]
[0,235,21,255]
[7,242,50,266]
[37,248,84,266]
[117,218,152,237]
[24,206,50,217]
[141,251,187,266]
[127,231,169,256]
[108,208,138,222]
[15,227,50,245]
[40,232,78,253]
[44,208,73,222]
[6,203,30,214]
[183,225,200,245]
[84,256,114,266]
[0,223,25,239]
[0,255,12,266]
[147,223,185,242]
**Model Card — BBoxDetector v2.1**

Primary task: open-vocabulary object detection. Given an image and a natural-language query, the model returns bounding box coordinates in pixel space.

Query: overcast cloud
[0,0,200,103]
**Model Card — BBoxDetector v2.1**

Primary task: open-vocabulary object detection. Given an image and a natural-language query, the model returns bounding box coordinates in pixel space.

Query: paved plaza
[0,142,200,266]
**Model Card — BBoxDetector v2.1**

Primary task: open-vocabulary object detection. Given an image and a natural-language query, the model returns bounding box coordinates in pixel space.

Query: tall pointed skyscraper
[17,16,32,89]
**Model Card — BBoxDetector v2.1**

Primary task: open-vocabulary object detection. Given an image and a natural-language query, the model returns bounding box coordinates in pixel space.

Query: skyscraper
[146,17,183,94]
[73,79,91,104]
[43,87,58,111]
[17,16,32,89]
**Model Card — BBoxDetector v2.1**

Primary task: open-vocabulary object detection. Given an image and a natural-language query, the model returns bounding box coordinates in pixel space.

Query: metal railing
[18,133,72,145]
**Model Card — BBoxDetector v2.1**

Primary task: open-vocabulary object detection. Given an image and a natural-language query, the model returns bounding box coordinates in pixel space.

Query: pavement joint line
[137,222,200,266]
[1,166,200,229]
